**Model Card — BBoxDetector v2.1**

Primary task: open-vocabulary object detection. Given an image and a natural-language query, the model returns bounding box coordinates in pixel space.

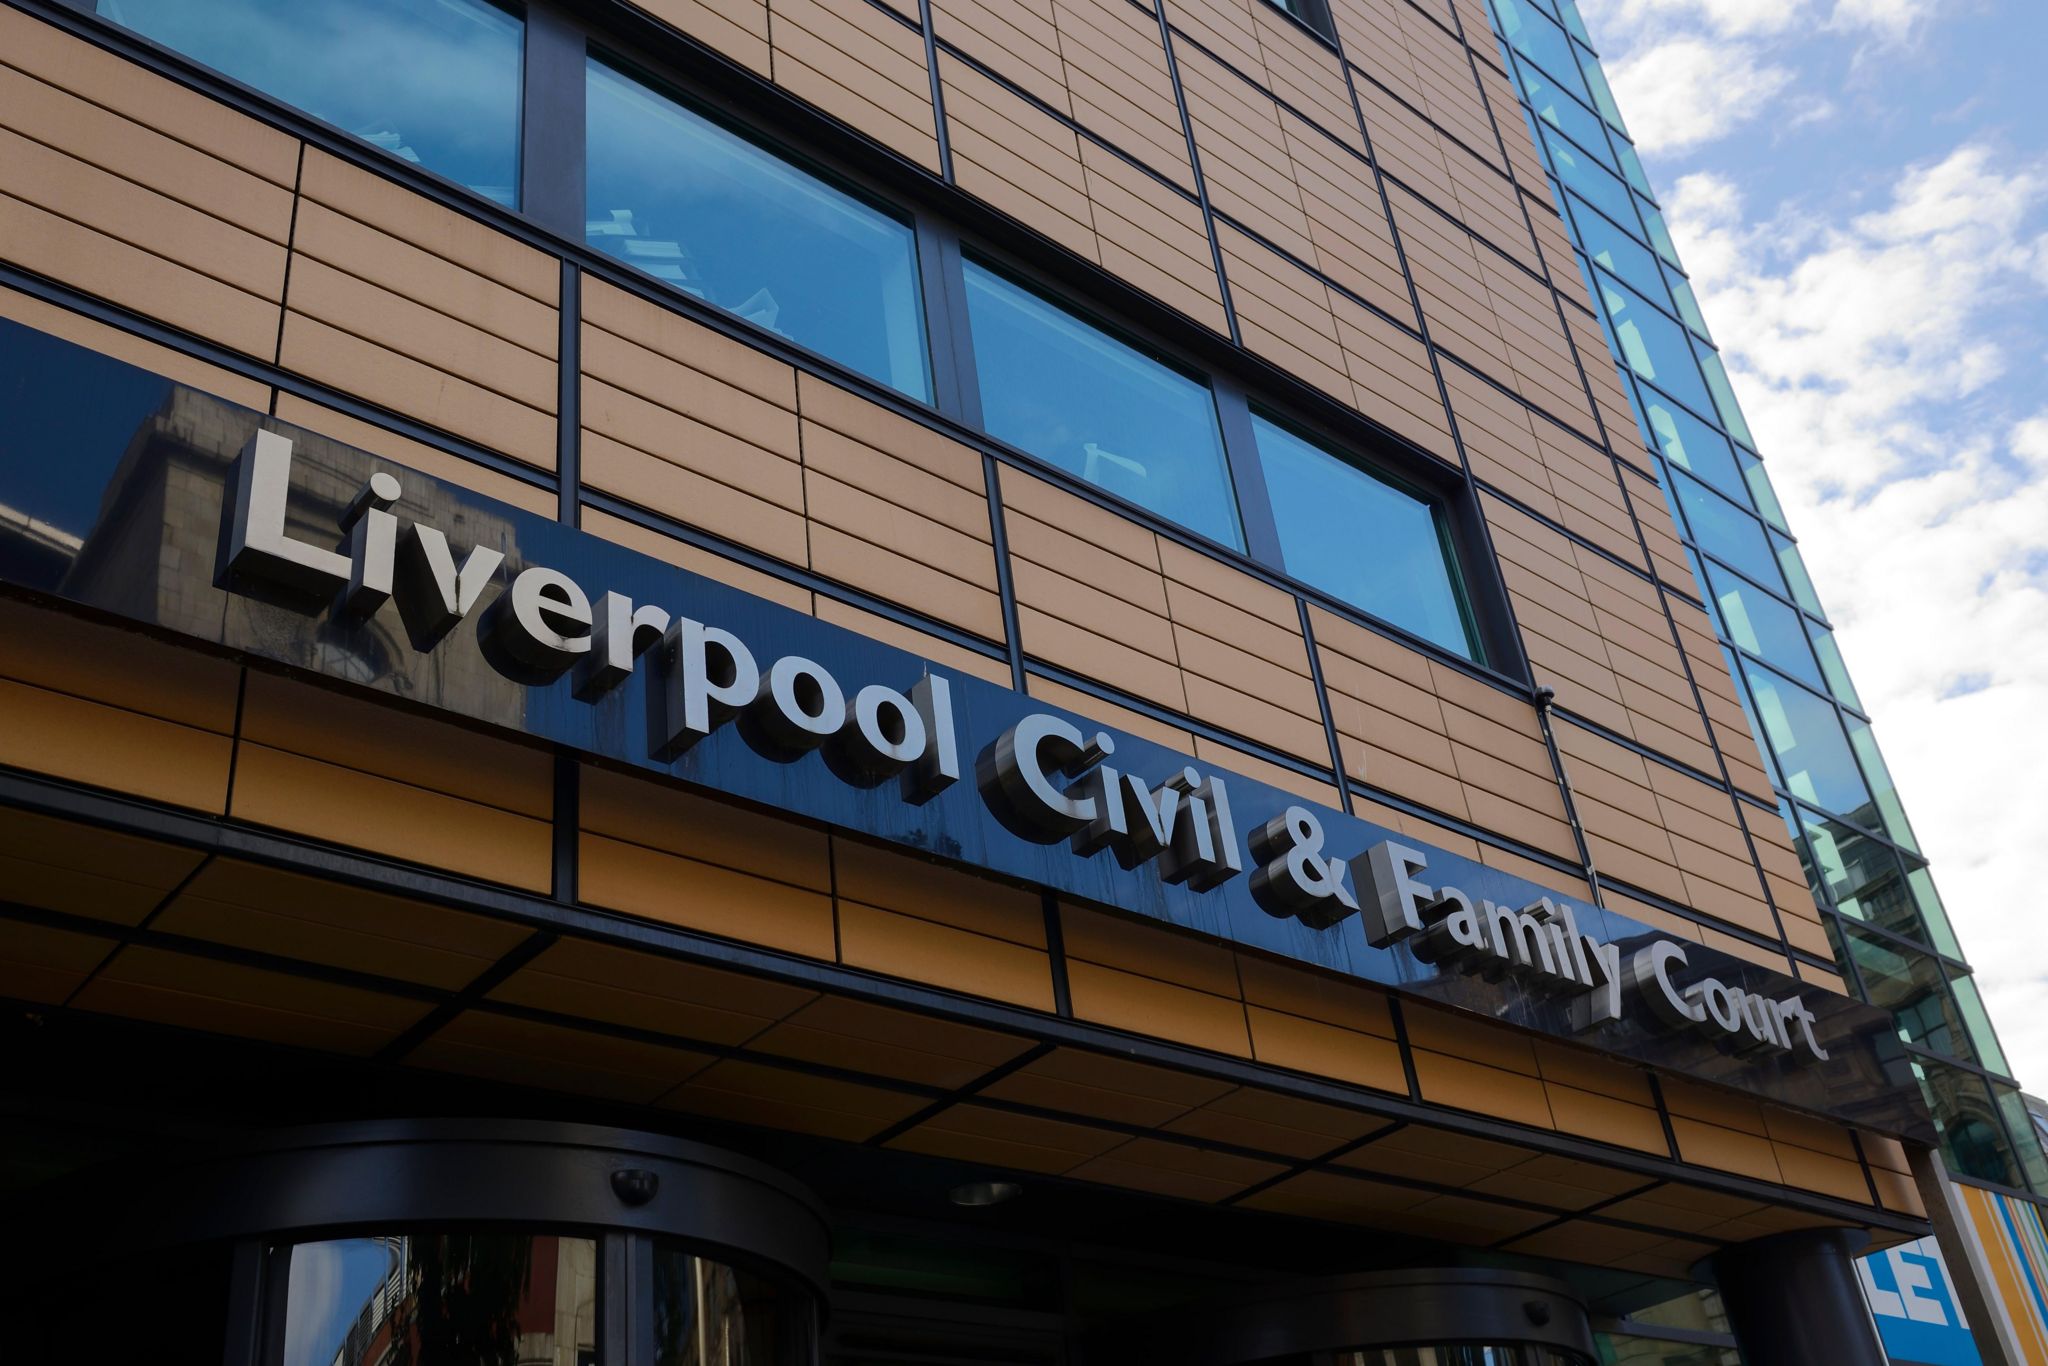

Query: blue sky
[1574,0,2048,1091]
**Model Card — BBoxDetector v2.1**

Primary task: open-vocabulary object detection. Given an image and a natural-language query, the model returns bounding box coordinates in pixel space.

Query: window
[1253,415,1476,657]
[1670,471,1781,589]
[1742,661,1871,815]
[283,1234,597,1366]
[1263,0,1334,38]
[962,261,1243,549]
[586,58,930,400]
[99,0,523,204]
[1592,270,1717,417]
[1706,562,1820,687]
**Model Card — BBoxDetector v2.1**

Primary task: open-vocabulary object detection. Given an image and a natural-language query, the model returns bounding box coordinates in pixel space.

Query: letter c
[980,713,1097,840]
[1629,940,1706,1028]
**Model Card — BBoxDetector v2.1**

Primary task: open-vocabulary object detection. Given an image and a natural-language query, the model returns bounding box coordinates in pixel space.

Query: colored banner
[1860,1236,1980,1366]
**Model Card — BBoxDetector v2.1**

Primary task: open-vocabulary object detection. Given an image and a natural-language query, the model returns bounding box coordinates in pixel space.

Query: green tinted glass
[1847,719,1921,853]
[1953,974,2012,1077]
[1906,866,1965,960]
[1849,925,1970,1061]
[1995,1086,2048,1191]
[1809,628,1864,711]
[1917,1061,2026,1187]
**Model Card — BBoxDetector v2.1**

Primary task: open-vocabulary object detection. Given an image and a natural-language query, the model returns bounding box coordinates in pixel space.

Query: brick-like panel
[629,0,773,73]
[0,9,296,358]
[1163,541,1327,762]
[798,372,1005,640]
[580,276,807,564]
[1081,143,1229,335]
[1217,222,1352,404]
[283,152,558,470]
[941,53,1098,262]
[1055,0,1192,185]
[935,0,1069,114]
[773,0,941,172]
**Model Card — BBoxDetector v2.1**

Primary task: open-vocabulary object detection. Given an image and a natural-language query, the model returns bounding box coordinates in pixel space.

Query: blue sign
[1861,1238,1981,1366]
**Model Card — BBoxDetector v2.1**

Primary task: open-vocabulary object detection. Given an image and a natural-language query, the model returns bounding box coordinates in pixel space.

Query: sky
[1572,0,2048,1093]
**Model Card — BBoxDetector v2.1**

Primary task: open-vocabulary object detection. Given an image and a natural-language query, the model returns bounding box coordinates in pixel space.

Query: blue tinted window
[1516,65,1611,162]
[1490,0,1589,100]
[1851,929,1973,1063]
[1614,140,1654,198]
[587,60,929,399]
[1571,197,1665,301]
[1593,271,1717,415]
[1578,48,1626,130]
[1547,130,1638,232]
[1555,0,1591,42]
[1741,450,1788,529]
[1708,563,1820,687]
[1743,662,1871,814]
[1637,199,1682,267]
[1773,532,1824,614]
[1801,808,1926,943]
[101,0,522,203]
[1809,627,1863,711]
[964,263,1241,549]
[1665,269,1710,338]
[1641,387,1743,498]
[1696,345,1756,447]
[1674,474,1780,586]
[1254,415,1475,658]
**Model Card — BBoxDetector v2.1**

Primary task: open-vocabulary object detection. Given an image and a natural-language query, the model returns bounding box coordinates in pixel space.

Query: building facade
[0,0,2025,1362]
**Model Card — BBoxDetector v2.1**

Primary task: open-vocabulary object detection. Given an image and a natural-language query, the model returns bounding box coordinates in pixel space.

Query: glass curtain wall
[1478,0,2046,1194]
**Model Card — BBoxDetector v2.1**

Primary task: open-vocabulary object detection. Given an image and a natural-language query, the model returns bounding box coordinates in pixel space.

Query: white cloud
[1580,0,1811,38]
[1664,147,2048,1091]
[1605,38,1796,154]
[1829,0,1942,39]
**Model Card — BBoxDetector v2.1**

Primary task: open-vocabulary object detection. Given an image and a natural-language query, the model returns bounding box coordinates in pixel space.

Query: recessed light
[948,1180,1022,1207]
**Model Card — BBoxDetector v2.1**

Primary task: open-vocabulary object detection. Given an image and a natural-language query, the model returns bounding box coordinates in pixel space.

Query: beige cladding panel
[628,0,773,73]
[772,0,942,172]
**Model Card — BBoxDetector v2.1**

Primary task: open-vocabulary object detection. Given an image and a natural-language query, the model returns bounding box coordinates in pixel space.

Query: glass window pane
[1638,198,1682,267]
[655,1239,808,1365]
[1727,647,1781,786]
[1549,130,1639,232]
[1695,346,1756,447]
[1808,628,1863,711]
[1578,47,1626,130]
[1917,1059,2027,1187]
[1666,269,1710,338]
[586,60,930,400]
[1254,414,1475,657]
[284,1234,597,1366]
[1906,866,1965,960]
[1955,975,2013,1078]
[1708,563,1821,686]
[963,262,1242,548]
[1847,926,1972,1062]
[1846,718,1921,853]
[1798,807,1925,942]
[1614,139,1654,198]
[1593,271,1718,415]
[100,0,522,204]
[1742,662,1871,814]
[1772,531,1825,614]
[1556,0,1592,43]
[1741,449,1788,529]
[1490,0,1589,100]
[1572,198,1666,303]
[1642,389,1744,499]
[1517,65,1612,163]
[1995,1086,2048,1191]
[1672,473,1782,586]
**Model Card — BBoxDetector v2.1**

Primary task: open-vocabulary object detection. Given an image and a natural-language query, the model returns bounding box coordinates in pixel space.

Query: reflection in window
[1847,718,1920,853]
[99,0,522,204]
[1906,866,1965,960]
[1742,662,1870,816]
[1956,975,2013,1077]
[1671,472,1780,588]
[1593,271,1716,416]
[1490,0,1588,100]
[1254,415,1476,658]
[1848,925,1970,1062]
[1917,1059,2025,1188]
[1799,807,1924,943]
[1547,129,1636,231]
[284,1234,597,1366]
[1571,203,1663,305]
[1995,1086,2048,1190]
[963,262,1242,548]
[1708,562,1819,686]
[1771,531,1824,615]
[1644,393,1743,501]
[1517,65,1609,158]
[586,60,929,399]
[1740,448,1788,528]
[1665,269,1710,338]
[1637,198,1682,267]
[654,1241,810,1365]
[1695,347,1755,447]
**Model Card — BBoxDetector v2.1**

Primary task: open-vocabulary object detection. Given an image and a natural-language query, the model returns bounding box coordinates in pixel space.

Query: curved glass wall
[1479,0,2046,1193]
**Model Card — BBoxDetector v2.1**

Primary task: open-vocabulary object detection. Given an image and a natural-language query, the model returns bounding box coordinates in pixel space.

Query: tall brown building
[0,0,2017,1362]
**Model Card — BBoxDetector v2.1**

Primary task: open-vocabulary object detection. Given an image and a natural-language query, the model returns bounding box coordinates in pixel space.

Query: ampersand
[1247,805,1360,927]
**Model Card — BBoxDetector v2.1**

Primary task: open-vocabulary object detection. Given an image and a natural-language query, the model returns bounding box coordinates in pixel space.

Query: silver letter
[575,591,671,699]
[224,429,350,596]
[907,672,959,802]
[394,524,504,648]
[655,618,759,756]
[484,566,593,677]
[1358,841,1432,947]
[1630,940,1706,1028]
[339,471,402,618]
[979,713,1096,839]
[756,655,846,751]
[841,683,928,776]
